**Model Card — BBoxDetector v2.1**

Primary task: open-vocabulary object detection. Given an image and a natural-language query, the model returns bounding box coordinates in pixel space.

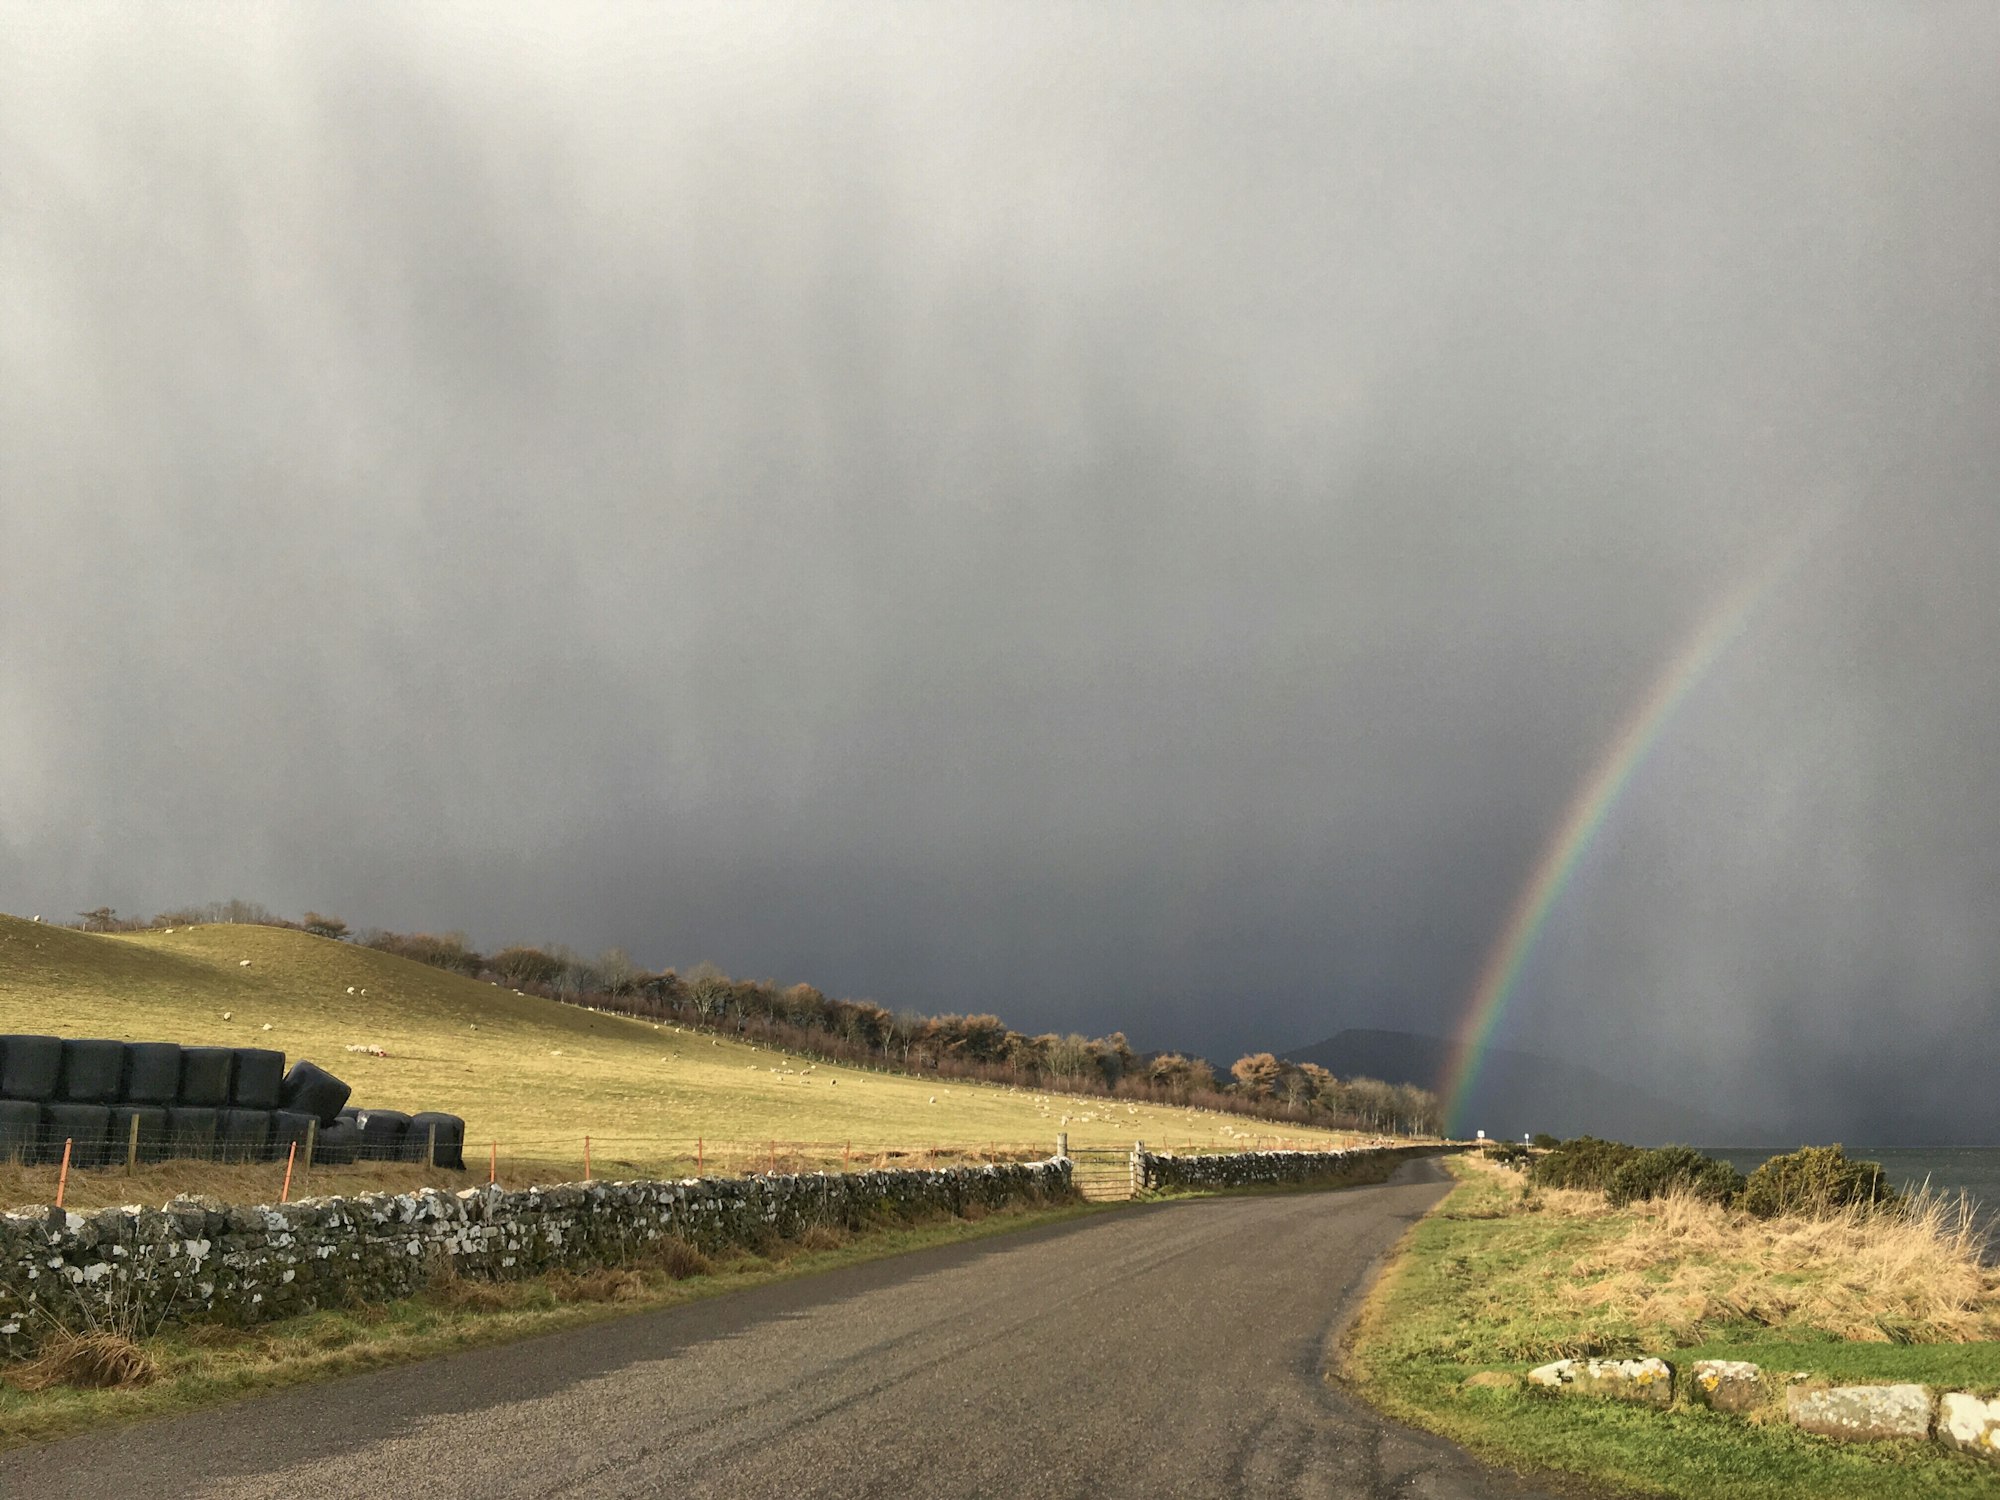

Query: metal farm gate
[1063,1138,1139,1202]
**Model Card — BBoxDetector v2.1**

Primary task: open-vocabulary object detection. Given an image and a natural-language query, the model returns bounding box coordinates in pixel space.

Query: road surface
[1,1159,1593,1499]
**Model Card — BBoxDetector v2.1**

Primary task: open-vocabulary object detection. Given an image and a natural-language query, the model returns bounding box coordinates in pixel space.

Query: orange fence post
[843,1141,851,1166]
[489,1140,497,1184]
[696,1137,704,1172]
[54,1138,72,1209]
[584,1135,592,1182]
[280,1140,298,1203]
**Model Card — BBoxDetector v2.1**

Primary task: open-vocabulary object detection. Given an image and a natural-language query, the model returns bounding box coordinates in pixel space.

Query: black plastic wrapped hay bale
[312,1115,362,1165]
[42,1102,112,1168]
[404,1112,466,1169]
[177,1047,235,1108]
[0,1100,39,1163]
[121,1042,182,1105]
[0,1035,62,1102]
[353,1108,410,1161]
[57,1039,126,1104]
[269,1109,317,1159]
[165,1106,219,1159]
[278,1059,351,1124]
[230,1048,285,1109]
[219,1108,272,1162]
[110,1104,170,1164]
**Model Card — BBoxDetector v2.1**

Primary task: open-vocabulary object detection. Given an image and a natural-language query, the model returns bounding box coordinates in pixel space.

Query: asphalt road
[1,1159,1592,1499]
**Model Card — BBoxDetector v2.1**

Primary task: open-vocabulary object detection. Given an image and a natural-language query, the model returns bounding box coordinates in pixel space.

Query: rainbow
[1439,536,1816,1137]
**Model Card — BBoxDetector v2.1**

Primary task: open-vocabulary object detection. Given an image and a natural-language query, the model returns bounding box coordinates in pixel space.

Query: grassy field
[1344,1157,2000,1499]
[0,912,1359,1206]
[0,1197,1098,1449]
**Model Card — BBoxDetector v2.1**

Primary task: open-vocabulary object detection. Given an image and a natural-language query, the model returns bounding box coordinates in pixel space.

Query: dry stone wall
[0,1158,1072,1354]
[1135,1143,1443,1193]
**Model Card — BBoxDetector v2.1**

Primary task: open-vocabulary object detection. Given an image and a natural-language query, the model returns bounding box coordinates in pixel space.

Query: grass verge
[0,1198,1100,1451]
[1343,1158,2000,1500]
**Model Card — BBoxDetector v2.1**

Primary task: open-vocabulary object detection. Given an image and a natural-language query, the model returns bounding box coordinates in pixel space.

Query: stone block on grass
[1526,1357,1673,1406]
[1785,1383,1932,1442]
[1689,1360,1764,1413]
[1939,1393,2000,1463]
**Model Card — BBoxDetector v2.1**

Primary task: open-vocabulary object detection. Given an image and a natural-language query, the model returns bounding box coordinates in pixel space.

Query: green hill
[0,913,1349,1183]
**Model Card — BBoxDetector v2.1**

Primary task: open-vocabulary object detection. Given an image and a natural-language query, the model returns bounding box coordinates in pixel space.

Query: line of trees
[1226,1052,1438,1137]
[59,901,1440,1135]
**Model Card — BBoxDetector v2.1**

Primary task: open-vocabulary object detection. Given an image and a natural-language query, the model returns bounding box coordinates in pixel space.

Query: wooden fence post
[280,1140,297,1203]
[304,1118,317,1172]
[584,1135,592,1182]
[55,1138,72,1209]
[125,1113,141,1174]
[489,1140,497,1184]
[426,1123,438,1169]
[1132,1140,1145,1198]
[1056,1131,1069,1159]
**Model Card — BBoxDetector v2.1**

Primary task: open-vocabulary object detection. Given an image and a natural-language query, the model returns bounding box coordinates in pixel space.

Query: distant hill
[1286,1027,1750,1145]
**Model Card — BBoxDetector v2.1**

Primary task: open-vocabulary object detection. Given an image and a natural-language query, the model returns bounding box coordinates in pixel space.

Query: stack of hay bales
[0,1035,464,1169]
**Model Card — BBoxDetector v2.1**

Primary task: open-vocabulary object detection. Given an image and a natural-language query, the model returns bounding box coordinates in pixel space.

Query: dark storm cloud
[3,4,1997,1140]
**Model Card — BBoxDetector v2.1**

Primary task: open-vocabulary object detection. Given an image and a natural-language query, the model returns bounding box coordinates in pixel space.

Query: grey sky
[3,4,1997,1140]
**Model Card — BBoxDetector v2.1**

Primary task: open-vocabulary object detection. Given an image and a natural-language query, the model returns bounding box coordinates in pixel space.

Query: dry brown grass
[0,1157,481,1215]
[421,1254,519,1312]
[636,1235,715,1280]
[4,1332,156,1391]
[547,1268,650,1303]
[1473,1158,2000,1347]
[794,1224,848,1252]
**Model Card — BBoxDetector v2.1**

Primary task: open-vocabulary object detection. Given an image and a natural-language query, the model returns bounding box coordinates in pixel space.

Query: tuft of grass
[637,1235,715,1281]
[1344,1157,2000,1500]
[0,911,1361,1211]
[5,1332,156,1392]
[422,1254,519,1313]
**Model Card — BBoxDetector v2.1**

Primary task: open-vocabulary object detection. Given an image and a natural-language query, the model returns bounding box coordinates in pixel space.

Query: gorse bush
[1741,1144,1897,1219]
[1526,1138,1898,1219]
[1528,1136,1644,1193]
[1604,1144,1745,1208]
